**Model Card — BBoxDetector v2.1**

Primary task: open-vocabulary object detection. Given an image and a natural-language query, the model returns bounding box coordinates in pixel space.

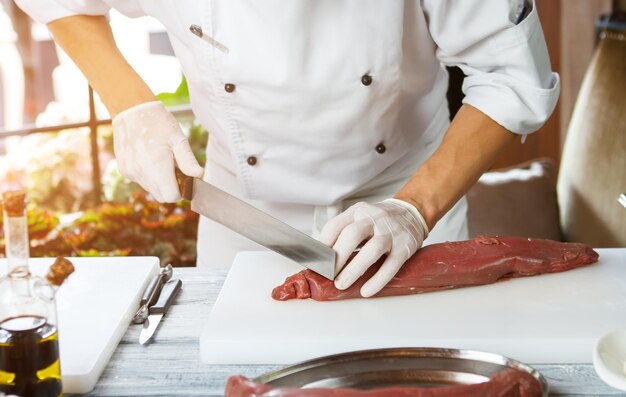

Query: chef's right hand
[112,101,204,202]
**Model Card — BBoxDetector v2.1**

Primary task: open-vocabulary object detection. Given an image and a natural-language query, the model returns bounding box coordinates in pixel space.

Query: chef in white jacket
[17,0,559,297]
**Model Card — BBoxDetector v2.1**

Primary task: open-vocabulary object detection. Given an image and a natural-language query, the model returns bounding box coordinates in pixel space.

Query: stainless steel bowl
[256,347,548,396]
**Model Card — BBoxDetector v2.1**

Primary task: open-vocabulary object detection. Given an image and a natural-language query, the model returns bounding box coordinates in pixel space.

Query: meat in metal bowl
[255,347,548,396]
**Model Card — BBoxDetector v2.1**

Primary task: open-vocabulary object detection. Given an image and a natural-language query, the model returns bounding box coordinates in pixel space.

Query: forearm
[395,104,516,230]
[47,15,155,117]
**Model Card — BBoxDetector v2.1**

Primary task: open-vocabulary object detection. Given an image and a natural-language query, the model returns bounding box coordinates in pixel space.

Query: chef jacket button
[361,74,373,86]
[246,156,258,166]
[224,83,236,93]
[375,143,386,154]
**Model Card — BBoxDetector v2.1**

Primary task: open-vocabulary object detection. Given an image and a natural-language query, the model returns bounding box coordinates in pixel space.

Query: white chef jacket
[17,0,560,265]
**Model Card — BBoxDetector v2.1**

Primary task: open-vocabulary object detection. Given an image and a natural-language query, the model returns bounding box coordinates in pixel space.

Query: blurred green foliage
[0,192,198,267]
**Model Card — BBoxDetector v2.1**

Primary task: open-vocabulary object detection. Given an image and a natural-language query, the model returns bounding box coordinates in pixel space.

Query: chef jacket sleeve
[14,0,111,24]
[422,0,560,135]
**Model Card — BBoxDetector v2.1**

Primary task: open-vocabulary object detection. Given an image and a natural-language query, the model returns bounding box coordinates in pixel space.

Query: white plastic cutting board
[1,256,159,394]
[201,248,626,365]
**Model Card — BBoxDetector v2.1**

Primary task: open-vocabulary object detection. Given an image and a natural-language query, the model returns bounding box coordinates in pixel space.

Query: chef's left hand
[319,199,429,297]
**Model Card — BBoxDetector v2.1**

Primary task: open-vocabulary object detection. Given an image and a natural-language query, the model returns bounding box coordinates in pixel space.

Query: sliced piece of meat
[225,368,542,397]
[272,236,599,301]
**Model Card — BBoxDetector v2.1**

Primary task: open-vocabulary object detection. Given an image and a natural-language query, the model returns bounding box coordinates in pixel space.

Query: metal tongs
[132,265,173,324]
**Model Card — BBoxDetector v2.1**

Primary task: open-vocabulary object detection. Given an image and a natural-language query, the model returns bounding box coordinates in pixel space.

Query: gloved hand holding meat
[319,198,429,297]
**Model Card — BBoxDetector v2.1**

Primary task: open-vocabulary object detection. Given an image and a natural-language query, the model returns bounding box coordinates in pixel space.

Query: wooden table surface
[76,267,620,397]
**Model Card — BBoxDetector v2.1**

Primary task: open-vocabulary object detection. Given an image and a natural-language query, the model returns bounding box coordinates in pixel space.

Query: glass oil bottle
[0,191,75,397]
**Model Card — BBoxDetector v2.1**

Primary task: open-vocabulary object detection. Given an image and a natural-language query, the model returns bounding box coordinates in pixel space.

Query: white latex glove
[112,101,204,202]
[319,198,429,297]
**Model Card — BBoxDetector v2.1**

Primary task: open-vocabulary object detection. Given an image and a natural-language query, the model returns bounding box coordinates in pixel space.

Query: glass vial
[2,191,29,278]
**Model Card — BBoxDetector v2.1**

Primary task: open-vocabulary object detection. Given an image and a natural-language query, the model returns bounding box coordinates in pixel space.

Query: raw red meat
[272,236,599,301]
[225,368,542,397]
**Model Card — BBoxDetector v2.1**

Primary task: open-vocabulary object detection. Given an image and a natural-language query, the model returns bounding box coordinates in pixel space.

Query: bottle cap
[46,256,75,286]
[2,190,27,217]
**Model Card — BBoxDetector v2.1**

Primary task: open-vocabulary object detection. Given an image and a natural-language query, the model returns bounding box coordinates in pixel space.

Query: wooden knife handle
[151,279,182,315]
[175,168,194,201]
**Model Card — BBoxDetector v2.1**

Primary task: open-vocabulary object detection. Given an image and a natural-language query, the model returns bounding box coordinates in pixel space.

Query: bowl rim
[255,346,549,396]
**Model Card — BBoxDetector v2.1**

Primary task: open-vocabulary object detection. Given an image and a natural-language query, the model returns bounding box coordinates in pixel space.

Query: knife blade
[175,169,337,280]
[139,278,182,345]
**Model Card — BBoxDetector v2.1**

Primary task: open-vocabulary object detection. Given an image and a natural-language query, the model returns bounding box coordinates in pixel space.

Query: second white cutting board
[201,248,626,364]
[1,256,159,394]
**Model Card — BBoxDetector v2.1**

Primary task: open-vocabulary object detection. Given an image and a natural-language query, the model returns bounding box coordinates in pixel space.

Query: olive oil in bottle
[0,191,74,397]
[0,315,62,397]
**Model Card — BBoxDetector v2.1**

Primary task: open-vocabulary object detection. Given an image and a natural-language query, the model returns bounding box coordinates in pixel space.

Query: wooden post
[88,86,102,206]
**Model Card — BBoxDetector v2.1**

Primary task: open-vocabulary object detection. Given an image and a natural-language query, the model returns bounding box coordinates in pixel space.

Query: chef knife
[139,278,182,345]
[175,169,337,280]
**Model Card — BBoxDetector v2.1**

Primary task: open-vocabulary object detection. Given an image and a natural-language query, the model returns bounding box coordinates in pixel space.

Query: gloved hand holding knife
[112,101,204,203]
